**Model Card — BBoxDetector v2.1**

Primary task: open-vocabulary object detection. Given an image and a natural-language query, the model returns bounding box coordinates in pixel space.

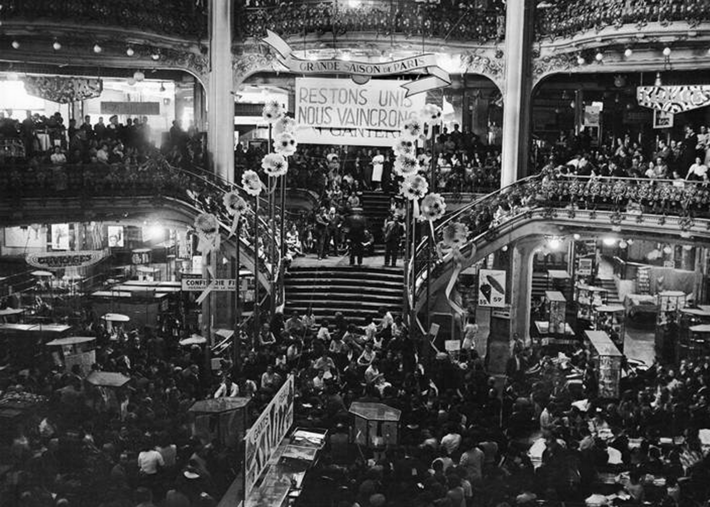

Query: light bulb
[663,46,671,57]
[126,47,135,57]
[133,70,145,82]
[577,56,585,65]
[93,44,102,53]
[11,40,20,49]
[151,52,160,61]
[654,72,662,87]
[53,41,62,51]
[624,48,633,58]
[595,52,603,62]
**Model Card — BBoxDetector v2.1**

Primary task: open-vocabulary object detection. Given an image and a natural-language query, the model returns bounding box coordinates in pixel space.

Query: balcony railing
[409,174,710,312]
[0,159,280,287]
[535,0,710,40]
[236,1,503,42]
[0,0,207,38]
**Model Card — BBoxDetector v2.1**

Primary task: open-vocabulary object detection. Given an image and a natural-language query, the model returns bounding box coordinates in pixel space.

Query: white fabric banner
[295,78,425,146]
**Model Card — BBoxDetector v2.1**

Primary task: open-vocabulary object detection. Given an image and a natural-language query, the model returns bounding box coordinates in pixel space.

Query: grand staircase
[284,266,404,326]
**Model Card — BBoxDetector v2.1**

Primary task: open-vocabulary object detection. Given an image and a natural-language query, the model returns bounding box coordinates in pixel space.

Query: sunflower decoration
[262,100,284,124]
[261,153,289,178]
[194,212,221,253]
[241,170,263,196]
[273,132,298,157]
[274,115,297,136]
[393,153,420,178]
[400,174,429,201]
[223,191,249,238]
[421,103,443,125]
[442,221,469,250]
[402,115,424,141]
[420,193,446,222]
[393,137,415,157]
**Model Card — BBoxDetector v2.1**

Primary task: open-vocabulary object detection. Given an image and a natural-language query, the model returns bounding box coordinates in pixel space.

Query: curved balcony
[236,1,502,43]
[535,0,710,40]
[0,0,207,38]
[0,160,279,294]
[410,174,710,313]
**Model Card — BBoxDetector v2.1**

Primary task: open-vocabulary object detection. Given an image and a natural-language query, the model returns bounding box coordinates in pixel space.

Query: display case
[594,305,626,351]
[585,330,623,399]
[655,291,687,362]
[576,284,608,321]
[545,290,567,335]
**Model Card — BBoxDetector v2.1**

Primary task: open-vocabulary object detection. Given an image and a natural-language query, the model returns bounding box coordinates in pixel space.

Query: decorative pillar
[509,237,539,347]
[194,78,207,133]
[500,0,534,187]
[208,0,235,182]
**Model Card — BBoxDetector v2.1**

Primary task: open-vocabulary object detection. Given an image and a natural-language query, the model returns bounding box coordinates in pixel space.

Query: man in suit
[343,206,368,267]
[383,214,403,267]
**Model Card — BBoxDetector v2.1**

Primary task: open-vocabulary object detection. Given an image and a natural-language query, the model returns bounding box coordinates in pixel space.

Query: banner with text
[26,250,107,270]
[295,78,426,147]
[244,375,295,500]
[637,84,710,113]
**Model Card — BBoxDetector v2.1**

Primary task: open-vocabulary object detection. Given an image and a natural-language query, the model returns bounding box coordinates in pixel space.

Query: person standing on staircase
[343,206,368,267]
[315,207,329,260]
[383,214,404,268]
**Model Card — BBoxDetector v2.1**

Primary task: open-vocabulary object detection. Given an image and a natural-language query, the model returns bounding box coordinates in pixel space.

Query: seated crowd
[537,124,710,183]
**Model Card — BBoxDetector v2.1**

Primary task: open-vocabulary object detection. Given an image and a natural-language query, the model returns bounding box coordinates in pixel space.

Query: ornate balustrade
[236,1,502,42]
[0,0,207,37]
[0,159,279,289]
[409,174,710,311]
[536,0,710,40]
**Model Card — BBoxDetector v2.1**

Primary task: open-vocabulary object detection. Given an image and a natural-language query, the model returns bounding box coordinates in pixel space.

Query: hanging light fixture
[159,82,166,92]
[595,51,604,62]
[126,47,135,57]
[662,46,672,57]
[133,70,145,82]
[624,47,633,58]
[654,72,662,87]
[11,40,20,49]
[576,55,586,65]
[53,40,62,51]
[151,52,160,61]
[93,44,102,53]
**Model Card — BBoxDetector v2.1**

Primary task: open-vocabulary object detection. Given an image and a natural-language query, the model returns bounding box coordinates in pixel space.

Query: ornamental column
[509,236,539,347]
[208,0,235,182]
[500,0,534,187]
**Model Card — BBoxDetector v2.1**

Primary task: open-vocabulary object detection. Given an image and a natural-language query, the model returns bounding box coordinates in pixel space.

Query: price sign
[478,269,506,308]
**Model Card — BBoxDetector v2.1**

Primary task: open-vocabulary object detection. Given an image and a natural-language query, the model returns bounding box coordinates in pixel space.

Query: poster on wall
[578,258,593,277]
[244,375,295,499]
[4,226,45,248]
[295,78,426,147]
[583,104,601,127]
[51,224,70,250]
[478,269,506,308]
[107,226,124,248]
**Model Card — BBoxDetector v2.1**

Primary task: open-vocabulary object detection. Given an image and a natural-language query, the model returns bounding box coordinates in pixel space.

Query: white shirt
[364,322,377,342]
[138,450,164,475]
[688,163,708,180]
[317,326,331,342]
[214,382,239,398]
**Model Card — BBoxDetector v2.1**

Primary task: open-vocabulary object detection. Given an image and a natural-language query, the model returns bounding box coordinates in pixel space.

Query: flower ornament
[438,221,476,319]
[400,174,429,201]
[393,153,420,178]
[274,115,297,135]
[273,132,298,156]
[402,115,424,140]
[194,212,221,253]
[421,104,443,125]
[261,153,288,177]
[223,191,249,238]
[393,137,415,156]
[262,100,284,124]
[441,222,469,250]
[242,170,263,196]
[420,193,446,222]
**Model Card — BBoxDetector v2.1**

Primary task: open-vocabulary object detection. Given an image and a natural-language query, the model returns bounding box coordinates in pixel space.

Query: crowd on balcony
[536,0,710,39]
[236,0,503,41]
[0,0,207,37]
[537,123,710,184]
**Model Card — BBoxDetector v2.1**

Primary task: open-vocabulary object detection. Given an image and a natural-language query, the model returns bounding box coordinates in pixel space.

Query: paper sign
[478,269,506,307]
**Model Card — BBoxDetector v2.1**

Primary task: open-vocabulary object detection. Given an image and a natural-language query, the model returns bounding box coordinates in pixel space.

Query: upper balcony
[0,0,208,39]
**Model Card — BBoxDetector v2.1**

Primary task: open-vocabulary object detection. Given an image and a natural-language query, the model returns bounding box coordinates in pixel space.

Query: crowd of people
[236,0,503,41]
[537,124,710,183]
[536,0,710,39]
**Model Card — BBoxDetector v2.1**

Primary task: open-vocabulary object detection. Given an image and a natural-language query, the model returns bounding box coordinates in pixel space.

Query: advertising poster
[244,375,295,499]
[478,269,506,308]
[51,224,70,250]
[295,78,425,146]
[578,258,593,276]
[107,226,124,247]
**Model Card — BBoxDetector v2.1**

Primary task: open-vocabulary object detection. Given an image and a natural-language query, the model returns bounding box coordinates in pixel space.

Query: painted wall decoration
[636,85,710,113]
[24,76,103,104]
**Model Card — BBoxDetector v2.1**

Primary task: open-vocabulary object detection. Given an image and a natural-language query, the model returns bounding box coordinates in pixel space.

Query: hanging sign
[26,250,106,270]
[244,375,295,500]
[295,78,426,146]
[263,30,450,97]
[637,85,710,113]
[653,109,674,129]
[478,269,506,308]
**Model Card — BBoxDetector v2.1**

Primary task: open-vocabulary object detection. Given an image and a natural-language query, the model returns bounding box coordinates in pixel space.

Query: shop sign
[578,258,593,276]
[295,77,426,147]
[653,109,674,129]
[637,84,710,113]
[478,269,506,308]
[26,250,106,270]
[244,375,295,499]
[264,30,450,97]
[181,278,237,291]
